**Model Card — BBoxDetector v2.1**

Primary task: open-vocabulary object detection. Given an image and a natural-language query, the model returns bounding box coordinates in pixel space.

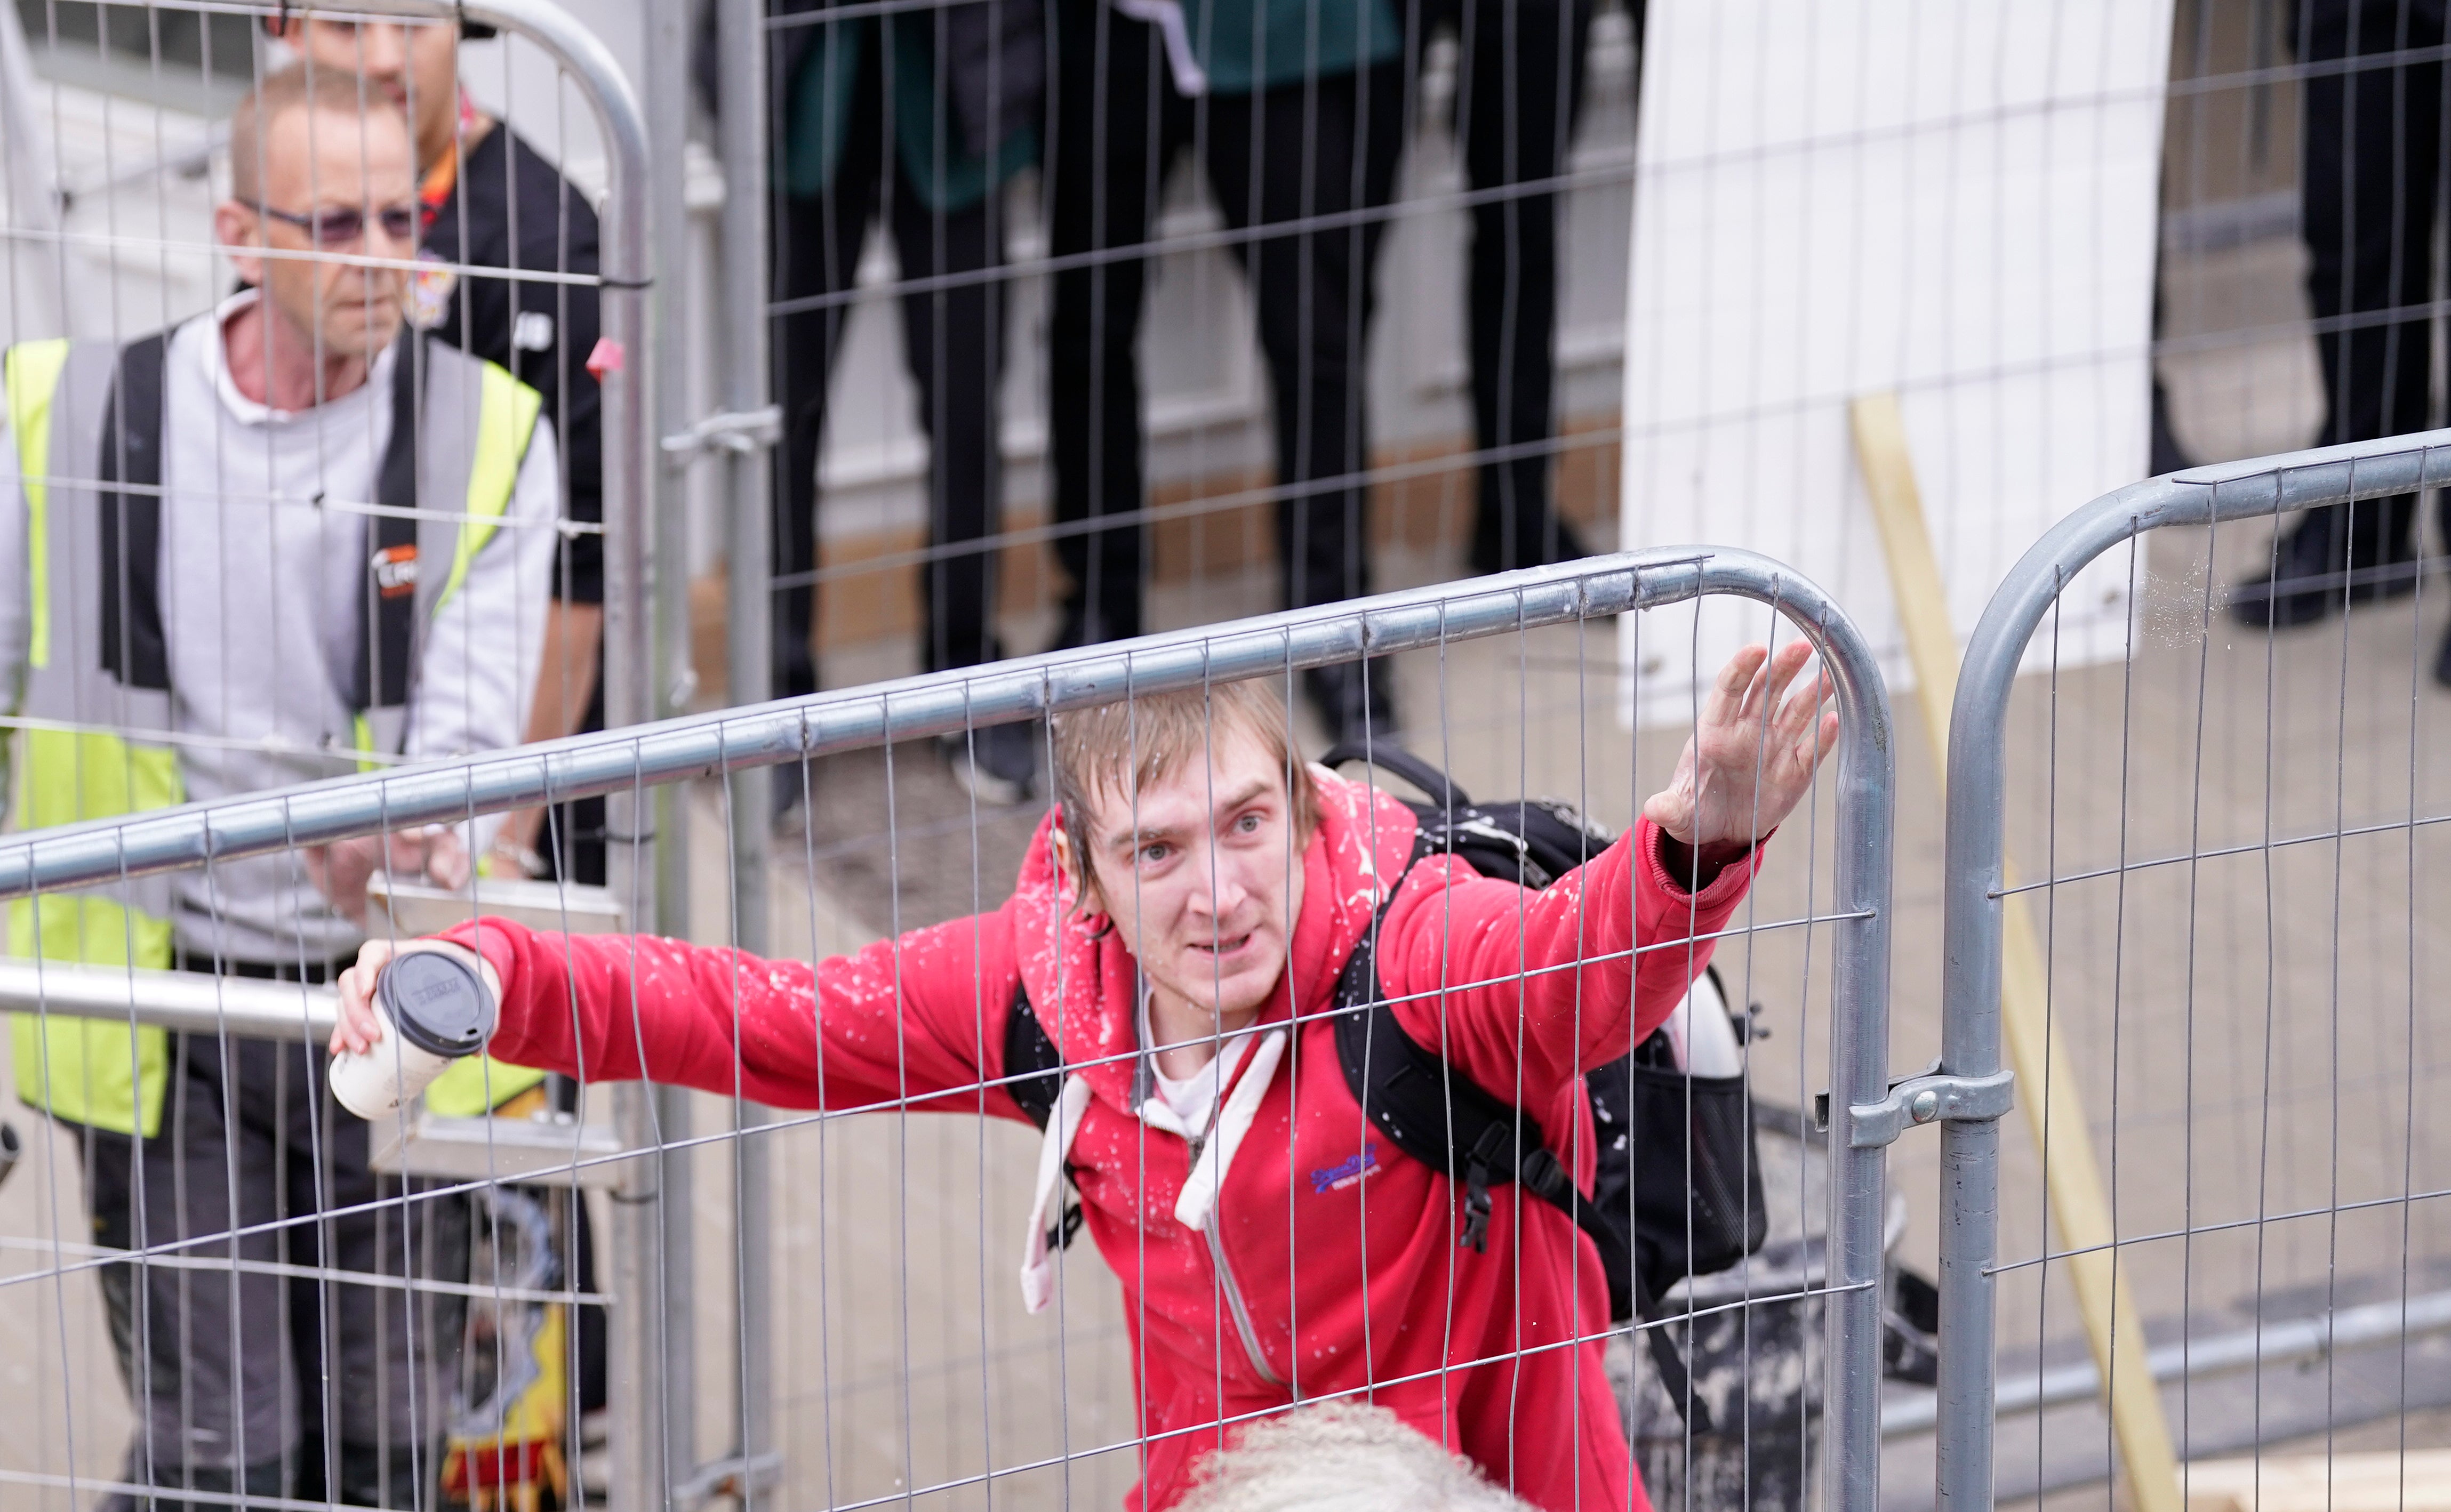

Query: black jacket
[421,123,604,605]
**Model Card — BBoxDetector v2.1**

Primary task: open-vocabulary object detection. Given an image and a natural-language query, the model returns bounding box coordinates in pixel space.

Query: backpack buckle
[1457,1123,1516,1252]
[1459,1170,1494,1252]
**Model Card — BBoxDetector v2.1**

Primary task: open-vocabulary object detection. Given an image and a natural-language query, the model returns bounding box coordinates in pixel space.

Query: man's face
[221,104,415,363]
[279,20,459,159]
[1080,722,1309,1026]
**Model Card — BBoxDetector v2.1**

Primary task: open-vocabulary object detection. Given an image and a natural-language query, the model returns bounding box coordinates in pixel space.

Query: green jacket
[1181,0,1400,95]
[781,13,1038,212]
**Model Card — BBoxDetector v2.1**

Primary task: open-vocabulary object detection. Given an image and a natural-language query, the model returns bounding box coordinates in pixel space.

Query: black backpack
[1000,744,1768,1426]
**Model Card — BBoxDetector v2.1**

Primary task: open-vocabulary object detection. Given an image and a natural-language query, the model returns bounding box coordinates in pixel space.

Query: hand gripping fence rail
[1934,428,2451,1509]
[0,549,1897,1512]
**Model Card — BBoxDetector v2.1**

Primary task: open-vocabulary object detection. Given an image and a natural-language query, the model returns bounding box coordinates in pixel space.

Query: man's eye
[1139,843,1171,865]
[1235,813,1263,834]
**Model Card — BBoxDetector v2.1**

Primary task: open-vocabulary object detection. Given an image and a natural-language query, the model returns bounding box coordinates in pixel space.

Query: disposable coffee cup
[330,949,497,1120]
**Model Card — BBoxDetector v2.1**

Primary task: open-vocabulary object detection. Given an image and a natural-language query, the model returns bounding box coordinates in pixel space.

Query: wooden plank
[2184,1450,2451,1512]
[1850,392,2183,1512]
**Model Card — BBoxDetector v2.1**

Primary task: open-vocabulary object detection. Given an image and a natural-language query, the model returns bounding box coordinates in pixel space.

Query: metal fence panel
[1935,430,2451,1508]
[0,550,1894,1510]
[0,0,658,1505]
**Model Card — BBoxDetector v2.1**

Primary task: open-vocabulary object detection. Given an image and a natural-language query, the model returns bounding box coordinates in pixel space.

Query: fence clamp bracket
[662,404,783,459]
[1819,1061,2015,1148]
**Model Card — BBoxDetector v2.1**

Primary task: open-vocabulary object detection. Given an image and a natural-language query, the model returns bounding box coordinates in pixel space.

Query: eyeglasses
[247,200,418,247]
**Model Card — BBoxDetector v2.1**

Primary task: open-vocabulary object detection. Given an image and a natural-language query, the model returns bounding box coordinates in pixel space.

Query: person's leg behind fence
[2241,0,2445,628]
[1456,0,1593,574]
[770,22,892,705]
[83,1035,293,1512]
[1204,59,1407,742]
[1044,0,1186,652]
[300,1041,467,1509]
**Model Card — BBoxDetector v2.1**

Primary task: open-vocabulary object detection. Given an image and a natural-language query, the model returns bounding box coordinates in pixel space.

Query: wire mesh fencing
[0,0,656,1505]
[659,0,1643,725]
[0,550,1897,1511]
[1928,431,2451,1508]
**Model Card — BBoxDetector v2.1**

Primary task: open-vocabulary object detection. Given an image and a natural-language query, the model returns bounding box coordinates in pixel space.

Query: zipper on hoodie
[1139,988,1283,1391]
[1180,1130,1283,1388]
[1202,1208,1284,1388]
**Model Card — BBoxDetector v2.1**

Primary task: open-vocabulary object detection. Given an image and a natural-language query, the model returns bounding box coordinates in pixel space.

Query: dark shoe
[1303,661,1400,749]
[1469,508,1591,577]
[2228,565,2343,629]
[2150,378,2196,477]
[774,637,820,704]
[1049,594,1141,654]
[940,723,1039,807]
[2229,504,2420,629]
[772,760,812,835]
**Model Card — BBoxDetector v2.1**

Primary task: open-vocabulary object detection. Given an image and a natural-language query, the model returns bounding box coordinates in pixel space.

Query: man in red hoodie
[332,640,1836,1511]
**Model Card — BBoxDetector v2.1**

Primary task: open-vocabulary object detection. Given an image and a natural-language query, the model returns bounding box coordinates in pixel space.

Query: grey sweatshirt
[0,293,560,965]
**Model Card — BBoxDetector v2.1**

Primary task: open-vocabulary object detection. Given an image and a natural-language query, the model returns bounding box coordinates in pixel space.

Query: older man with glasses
[0,64,559,1510]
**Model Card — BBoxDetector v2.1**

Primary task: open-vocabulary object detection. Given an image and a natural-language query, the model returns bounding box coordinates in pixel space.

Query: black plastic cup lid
[377,950,496,1058]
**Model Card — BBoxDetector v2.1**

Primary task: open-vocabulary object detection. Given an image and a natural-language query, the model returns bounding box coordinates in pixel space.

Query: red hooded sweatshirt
[445,770,1761,1511]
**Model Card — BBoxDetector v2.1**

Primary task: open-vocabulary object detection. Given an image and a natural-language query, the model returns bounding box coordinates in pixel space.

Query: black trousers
[772,35,1011,696]
[1428,0,1596,572]
[2299,0,2451,560]
[73,1005,462,1510]
[1045,0,1406,645]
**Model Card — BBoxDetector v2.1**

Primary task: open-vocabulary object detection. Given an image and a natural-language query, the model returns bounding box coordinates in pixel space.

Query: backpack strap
[1327,837,1713,1429]
[351,335,422,716]
[1003,977,1064,1131]
[1003,979,1084,1253]
[96,332,170,690]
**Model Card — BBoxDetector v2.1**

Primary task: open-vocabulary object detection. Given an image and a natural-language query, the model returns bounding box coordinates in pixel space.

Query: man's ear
[1050,823,1102,919]
[216,201,266,287]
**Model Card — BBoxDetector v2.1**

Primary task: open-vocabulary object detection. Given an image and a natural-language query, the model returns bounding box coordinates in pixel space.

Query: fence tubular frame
[0,546,1896,1510]
[709,0,780,1495]
[1934,428,2451,1509]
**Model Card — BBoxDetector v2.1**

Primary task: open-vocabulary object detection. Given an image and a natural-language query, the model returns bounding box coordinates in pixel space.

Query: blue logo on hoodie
[1310,1141,1381,1195]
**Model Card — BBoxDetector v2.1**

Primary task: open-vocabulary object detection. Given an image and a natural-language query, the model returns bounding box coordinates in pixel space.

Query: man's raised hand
[303,825,471,926]
[1641,639,1839,854]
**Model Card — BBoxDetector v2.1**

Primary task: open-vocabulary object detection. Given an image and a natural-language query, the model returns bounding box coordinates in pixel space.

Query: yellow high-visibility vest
[3,330,547,1135]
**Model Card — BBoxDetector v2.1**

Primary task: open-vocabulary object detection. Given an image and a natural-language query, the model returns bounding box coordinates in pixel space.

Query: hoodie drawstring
[1019,1074,1092,1313]
[1172,1028,1286,1233]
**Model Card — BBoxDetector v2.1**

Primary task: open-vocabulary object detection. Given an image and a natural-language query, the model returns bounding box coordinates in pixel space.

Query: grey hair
[1173,1402,1535,1512]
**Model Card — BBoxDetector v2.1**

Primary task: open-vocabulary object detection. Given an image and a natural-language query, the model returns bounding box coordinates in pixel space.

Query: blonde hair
[1174,1401,1534,1512]
[1050,678,1320,883]
[228,63,407,204]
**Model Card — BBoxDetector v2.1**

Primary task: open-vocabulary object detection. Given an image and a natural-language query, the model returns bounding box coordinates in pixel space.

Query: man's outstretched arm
[1379,639,1836,1107]
[332,908,1024,1116]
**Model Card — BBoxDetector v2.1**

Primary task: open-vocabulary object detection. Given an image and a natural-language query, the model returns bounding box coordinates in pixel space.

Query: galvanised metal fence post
[1934,429,2451,1509]
[715,0,778,1491]
[1688,569,1895,1512]
[321,3,663,1506]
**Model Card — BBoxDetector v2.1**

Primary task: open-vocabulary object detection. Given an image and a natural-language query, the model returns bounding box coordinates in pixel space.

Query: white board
[1618,0,2173,726]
